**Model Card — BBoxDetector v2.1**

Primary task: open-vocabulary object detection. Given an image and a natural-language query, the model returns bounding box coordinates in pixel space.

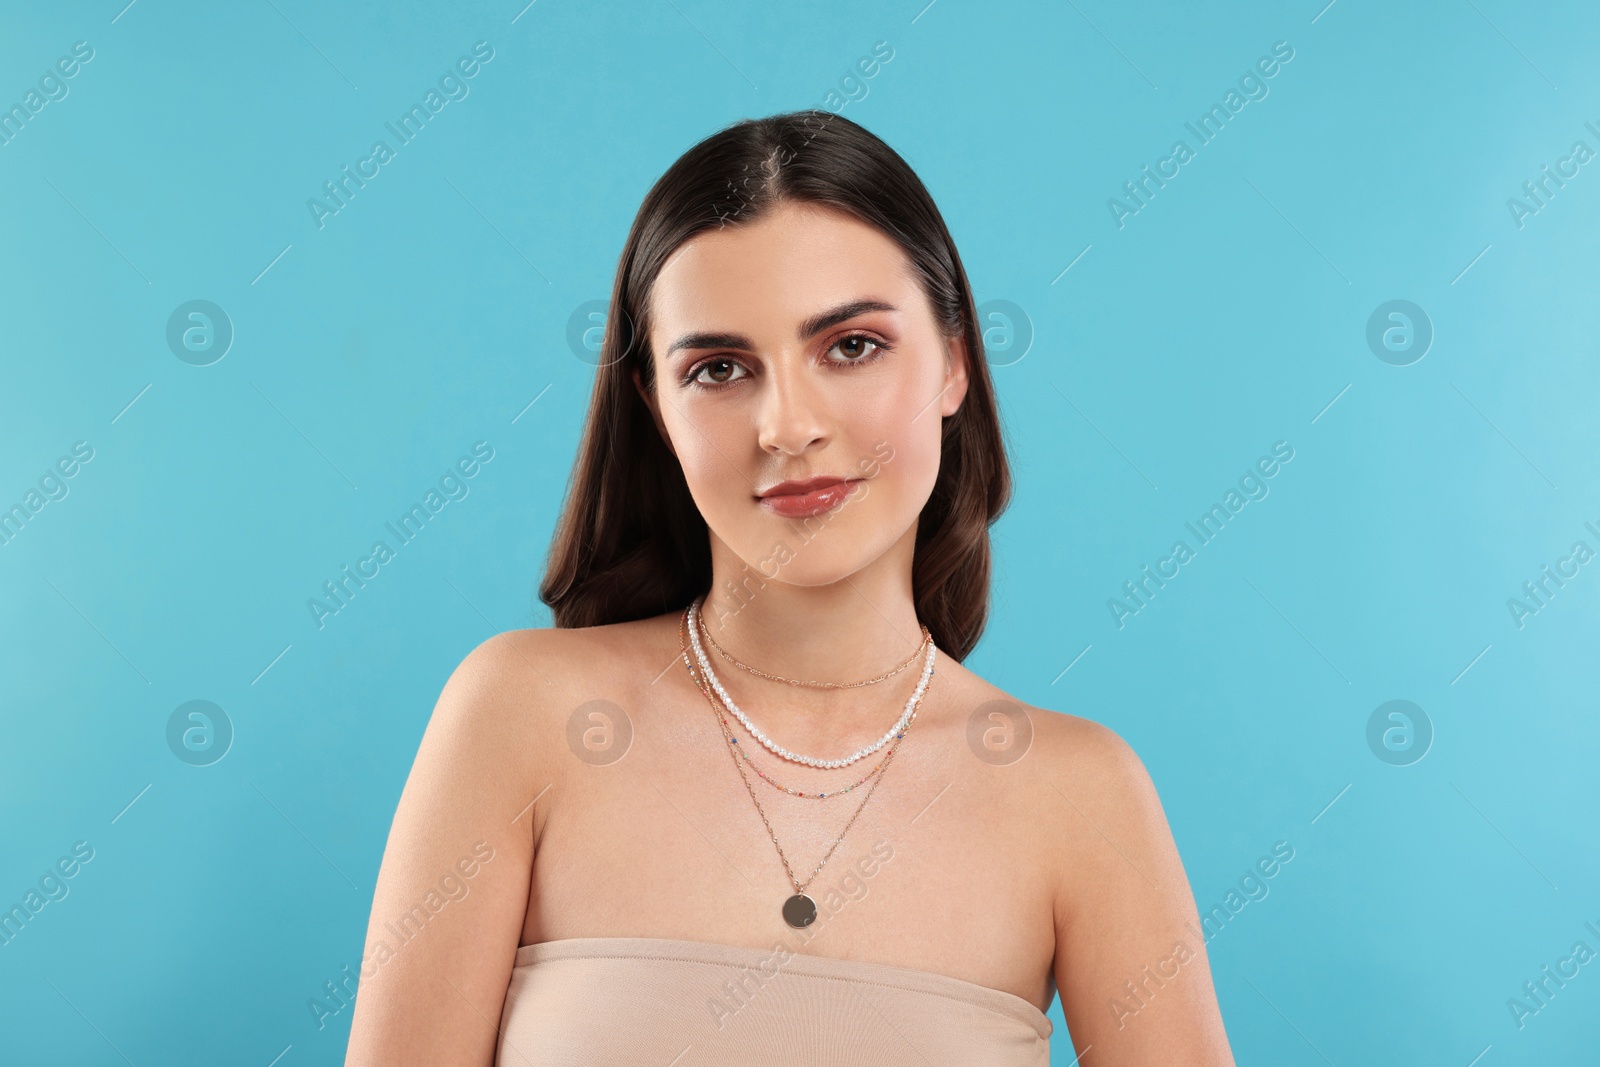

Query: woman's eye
[686,336,884,386]
[691,358,747,385]
[828,334,883,363]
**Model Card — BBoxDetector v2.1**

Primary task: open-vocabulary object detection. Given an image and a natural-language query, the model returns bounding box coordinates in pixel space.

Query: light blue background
[3,0,1597,1063]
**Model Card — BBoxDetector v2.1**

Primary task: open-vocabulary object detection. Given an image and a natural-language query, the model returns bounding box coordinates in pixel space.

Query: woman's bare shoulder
[454,613,678,686]
[439,614,680,741]
[347,619,679,1058]
[942,659,1144,781]
[945,660,1160,836]
[1029,704,1149,792]
[953,682,1229,1058]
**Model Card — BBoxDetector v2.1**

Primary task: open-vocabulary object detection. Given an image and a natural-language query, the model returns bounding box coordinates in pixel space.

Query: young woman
[345,110,1235,1065]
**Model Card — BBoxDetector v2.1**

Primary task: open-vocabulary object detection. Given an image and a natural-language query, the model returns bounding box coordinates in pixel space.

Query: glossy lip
[756,475,864,518]
[757,475,852,498]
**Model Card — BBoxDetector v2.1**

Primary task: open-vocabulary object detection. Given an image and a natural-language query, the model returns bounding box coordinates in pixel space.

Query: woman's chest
[520,712,1063,1014]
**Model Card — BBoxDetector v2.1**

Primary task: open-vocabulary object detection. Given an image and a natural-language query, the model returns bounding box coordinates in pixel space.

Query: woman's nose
[756,366,829,456]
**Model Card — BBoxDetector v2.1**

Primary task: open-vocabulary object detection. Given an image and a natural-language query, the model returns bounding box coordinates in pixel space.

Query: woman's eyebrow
[797,299,898,341]
[665,299,899,356]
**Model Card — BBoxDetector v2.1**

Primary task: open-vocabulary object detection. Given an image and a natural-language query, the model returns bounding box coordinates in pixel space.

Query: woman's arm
[1046,716,1235,1065]
[345,632,553,1065]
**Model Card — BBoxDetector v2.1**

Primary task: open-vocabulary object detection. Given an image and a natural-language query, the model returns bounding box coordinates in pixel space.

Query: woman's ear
[631,364,677,457]
[939,332,972,418]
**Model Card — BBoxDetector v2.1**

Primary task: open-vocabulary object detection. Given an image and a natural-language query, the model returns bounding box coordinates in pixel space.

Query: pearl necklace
[687,596,936,769]
[679,606,917,799]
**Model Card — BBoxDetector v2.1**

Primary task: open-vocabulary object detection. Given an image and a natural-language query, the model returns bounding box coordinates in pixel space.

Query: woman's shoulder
[943,659,1160,831]
[1030,702,1150,791]
[436,614,679,739]
[410,614,681,812]
[948,665,1178,923]
[943,659,1145,776]
[450,612,678,691]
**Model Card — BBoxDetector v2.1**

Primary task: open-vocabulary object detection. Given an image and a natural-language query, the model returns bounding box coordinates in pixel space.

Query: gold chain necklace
[689,597,934,769]
[678,604,933,928]
[701,611,931,689]
[681,610,919,800]
[712,701,908,800]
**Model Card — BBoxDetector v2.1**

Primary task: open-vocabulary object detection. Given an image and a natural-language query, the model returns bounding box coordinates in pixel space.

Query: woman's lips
[757,478,863,518]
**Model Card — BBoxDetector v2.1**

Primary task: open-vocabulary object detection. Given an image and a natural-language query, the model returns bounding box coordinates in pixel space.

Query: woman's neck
[692,528,930,745]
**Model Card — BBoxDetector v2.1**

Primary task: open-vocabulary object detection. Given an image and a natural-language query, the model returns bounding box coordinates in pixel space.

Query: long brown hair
[538,109,1011,660]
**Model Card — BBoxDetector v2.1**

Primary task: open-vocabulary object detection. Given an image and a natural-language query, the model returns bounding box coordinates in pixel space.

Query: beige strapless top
[495,936,1053,1066]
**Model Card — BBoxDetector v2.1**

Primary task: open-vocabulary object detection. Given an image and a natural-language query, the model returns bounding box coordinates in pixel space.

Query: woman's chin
[723,547,889,592]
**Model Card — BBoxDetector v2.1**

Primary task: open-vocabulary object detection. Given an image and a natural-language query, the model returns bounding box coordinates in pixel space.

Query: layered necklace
[687,597,935,769]
[678,598,938,928]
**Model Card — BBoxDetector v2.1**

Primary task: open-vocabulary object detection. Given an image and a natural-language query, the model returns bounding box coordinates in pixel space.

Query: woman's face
[639,200,970,589]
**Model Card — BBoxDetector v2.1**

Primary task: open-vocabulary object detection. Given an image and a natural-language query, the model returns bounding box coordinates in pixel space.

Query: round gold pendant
[782,893,818,929]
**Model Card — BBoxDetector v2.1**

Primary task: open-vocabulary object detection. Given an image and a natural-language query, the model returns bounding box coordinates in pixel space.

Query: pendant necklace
[678,602,936,928]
